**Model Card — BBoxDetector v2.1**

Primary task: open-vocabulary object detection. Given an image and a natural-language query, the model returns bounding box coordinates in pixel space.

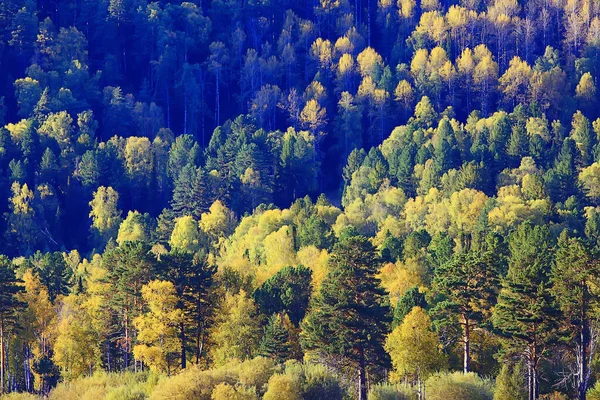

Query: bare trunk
[358,356,367,400]
[1,319,4,395]
[215,71,221,127]
[463,316,470,373]
[578,289,590,400]
[180,321,187,370]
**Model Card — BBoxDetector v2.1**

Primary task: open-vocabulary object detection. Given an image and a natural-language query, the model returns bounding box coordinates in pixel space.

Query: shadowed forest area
[2,0,600,398]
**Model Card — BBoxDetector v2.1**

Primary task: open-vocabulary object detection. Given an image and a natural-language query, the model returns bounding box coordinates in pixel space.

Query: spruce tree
[301,236,391,400]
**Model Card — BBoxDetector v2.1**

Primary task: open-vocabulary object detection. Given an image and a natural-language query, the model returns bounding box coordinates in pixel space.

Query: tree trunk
[358,349,367,400]
[124,313,129,370]
[527,360,533,400]
[463,315,470,373]
[215,70,220,128]
[578,290,589,400]
[1,318,4,395]
[180,321,187,370]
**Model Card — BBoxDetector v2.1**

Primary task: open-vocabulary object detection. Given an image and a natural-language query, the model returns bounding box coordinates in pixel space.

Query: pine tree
[492,223,559,400]
[260,313,292,363]
[432,249,501,373]
[158,250,216,367]
[0,257,25,395]
[551,232,600,400]
[393,286,427,328]
[301,236,391,400]
[253,265,312,326]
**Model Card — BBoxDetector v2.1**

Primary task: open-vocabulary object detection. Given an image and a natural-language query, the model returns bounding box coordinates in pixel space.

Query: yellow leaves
[398,0,416,19]
[296,246,330,290]
[411,48,429,77]
[357,76,377,100]
[334,36,354,55]
[89,186,121,235]
[576,72,596,101]
[210,291,260,367]
[11,182,34,214]
[446,5,468,29]
[499,56,533,105]
[394,80,414,105]
[263,225,297,279]
[580,162,600,201]
[300,99,327,134]
[487,0,520,20]
[133,280,183,373]
[125,136,153,178]
[39,111,74,151]
[446,188,488,235]
[117,211,149,245]
[200,200,236,242]
[414,11,448,45]
[310,38,333,70]
[263,373,302,400]
[53,295,101,380]
[457,48,475,76]
[357,47,384,79]
[5,119,33,143]
[428,46,449,72]
[19,269,56,371]
[488,185,550,232]
[170,215,203,252]
[337,53,355,77]
[212,383,258,400]
[378,259,426,306]
[385,307,444,382]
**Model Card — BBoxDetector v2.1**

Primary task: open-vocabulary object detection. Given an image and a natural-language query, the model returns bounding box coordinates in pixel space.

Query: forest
[2,0,600,398]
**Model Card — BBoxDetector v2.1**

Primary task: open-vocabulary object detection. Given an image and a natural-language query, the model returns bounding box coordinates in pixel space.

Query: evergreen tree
[393,286,427,328]
[259,313,292,363]
[492,223,559,400]
[551,232,600,400]
[0,257,25,395]
[253,265,312,326]
[301,236,391,400]
[432,250,501,373]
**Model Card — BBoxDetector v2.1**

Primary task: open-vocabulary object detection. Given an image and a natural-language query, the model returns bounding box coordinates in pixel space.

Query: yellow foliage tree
[263,373,302,400]
[385,307,445,399]
[133,280,183,373]
[210,290,260,366]
[170,215,203,253]
[580,162,600,202]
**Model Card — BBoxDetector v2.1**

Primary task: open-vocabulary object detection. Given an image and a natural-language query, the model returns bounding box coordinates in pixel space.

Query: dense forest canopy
[3,0,600,398]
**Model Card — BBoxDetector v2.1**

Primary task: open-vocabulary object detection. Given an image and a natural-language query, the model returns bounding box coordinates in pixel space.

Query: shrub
[211,383,257,400]
[494,362,526,400]
[425,372,494,400]
[301,363,346,399]
[263,373,302,400]
[49,371,152,400]
[0,393,39,400]
[368,383,415,400]
[149,357,276,400]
